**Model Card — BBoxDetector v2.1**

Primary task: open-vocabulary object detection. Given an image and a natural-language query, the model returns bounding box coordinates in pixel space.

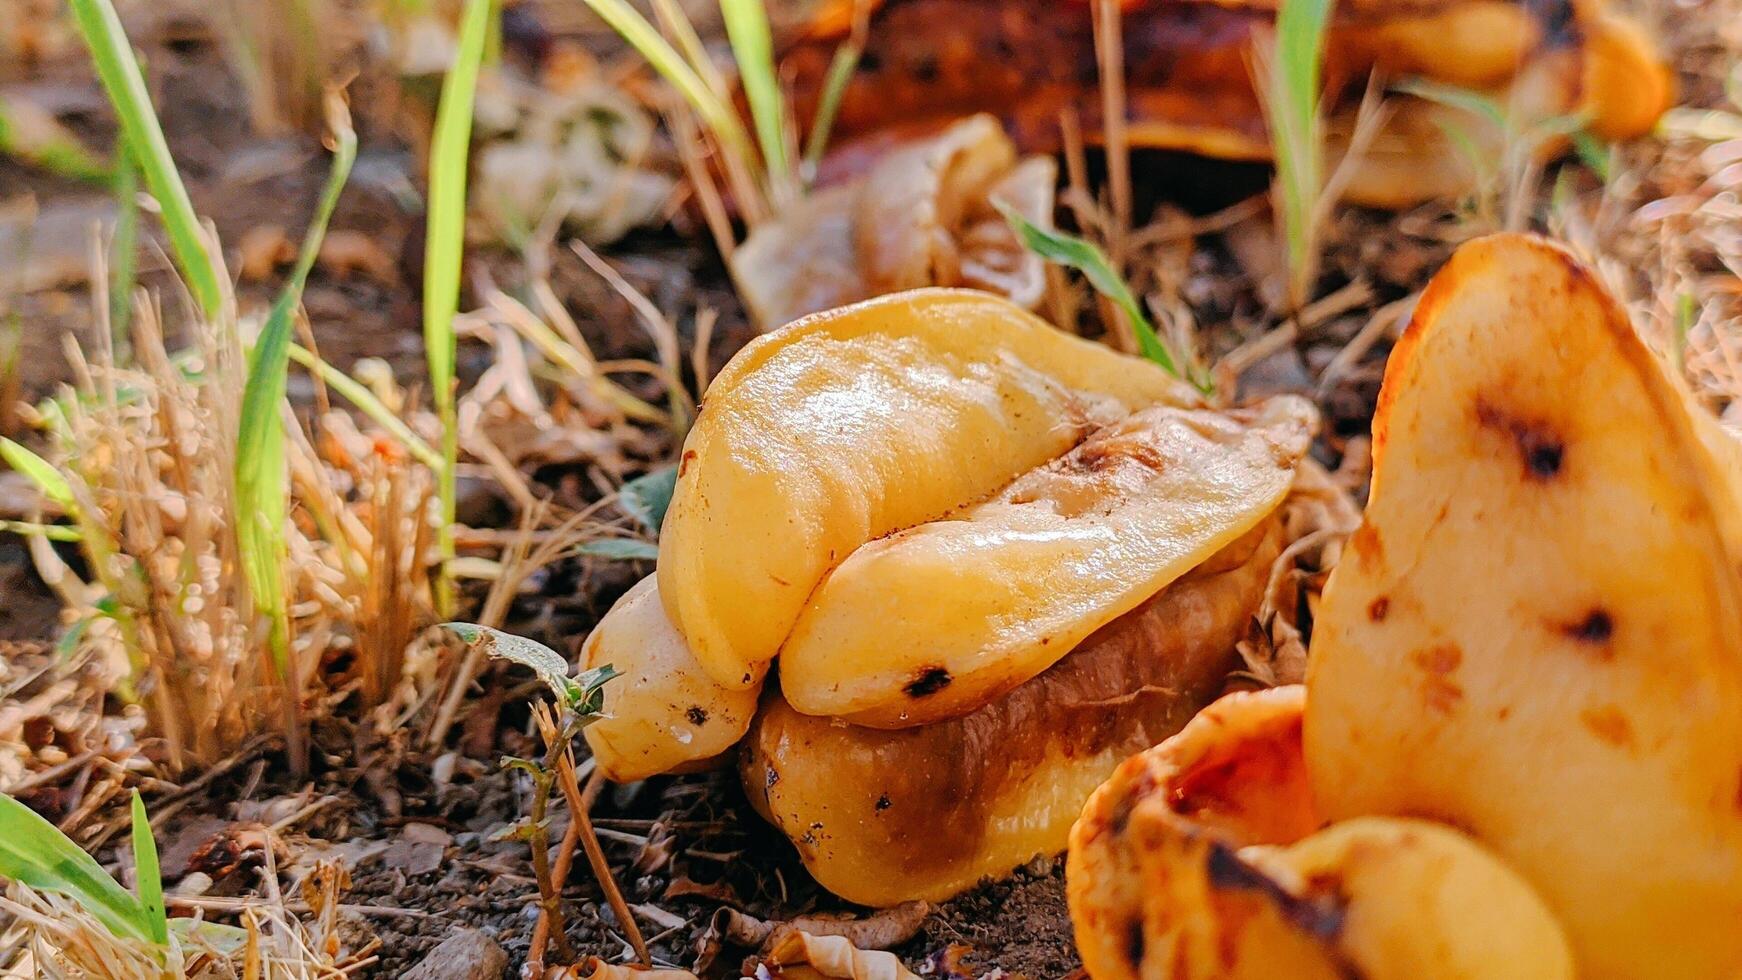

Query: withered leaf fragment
[734,115,1055,329]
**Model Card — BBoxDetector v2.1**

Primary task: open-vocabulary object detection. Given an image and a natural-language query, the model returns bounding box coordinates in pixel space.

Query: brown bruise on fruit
[1408,644,1464,716]
[1558,607,1615,650]
[1067,686,1336,980]
[1578,704,1635,750]
[742,517,1281,907]
[1068,685,1577,980]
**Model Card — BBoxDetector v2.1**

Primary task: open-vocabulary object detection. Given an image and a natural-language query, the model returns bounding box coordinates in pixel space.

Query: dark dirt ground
[7,0,1690,975]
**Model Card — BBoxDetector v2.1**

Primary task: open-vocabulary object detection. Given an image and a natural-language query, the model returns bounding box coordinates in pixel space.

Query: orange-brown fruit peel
[744,517,1282,907]
[1067,686,1574,979]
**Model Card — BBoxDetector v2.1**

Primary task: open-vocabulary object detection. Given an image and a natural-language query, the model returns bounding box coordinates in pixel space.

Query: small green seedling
[0,792,160,945]
[617,465,678,534]
[441,623,621,966]
[0,790,251,965]
[440,623,618,715]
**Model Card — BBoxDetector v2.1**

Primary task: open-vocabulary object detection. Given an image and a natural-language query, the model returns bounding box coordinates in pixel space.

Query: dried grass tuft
[21,288,437,772]
[0,882,341,979]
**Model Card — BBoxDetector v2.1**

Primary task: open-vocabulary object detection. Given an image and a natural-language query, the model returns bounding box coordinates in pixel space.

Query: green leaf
[169,917,249,955]
[574,538,660,561]
[0,94,112,183]
[571,663,620,719]
[0,794,153,944]
[1571,131,1612,183]
[128,791,166,946]
[65,0,223,319]
[618,466,678,533]
[0,437,76,512]
[442,623,589,708]
[995,203,1210,393]
[55,615,94,661]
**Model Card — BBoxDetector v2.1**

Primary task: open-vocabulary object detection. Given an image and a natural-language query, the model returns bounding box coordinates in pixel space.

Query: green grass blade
[1392,77,1506,128]
[236,96,357,685]
[719,0,789,189]
[65,0,224,319]
[283,343,442,470]
[996,203,1210,392]
[577,0,757,176]
[802,40,862,176]
[0,520,82,542]
[425,0,494,614]
[0,437,76,512]
[0,794,152,944]
[128,791,167,946]
[1265,0,1334,308]
[110,135,139,346]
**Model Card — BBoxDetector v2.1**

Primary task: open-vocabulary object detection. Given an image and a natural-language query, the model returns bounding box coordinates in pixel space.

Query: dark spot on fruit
[686,705,709,726]
[679,449,697,476]
[905,667,953,697]
[1563,608,1614,646]
[1124,918,1145,969]
[875,794,891,812]
[765,767,780,788]
[1525,437,1564,478]
[1475,397,1564,481]
[1368,596,1390,622]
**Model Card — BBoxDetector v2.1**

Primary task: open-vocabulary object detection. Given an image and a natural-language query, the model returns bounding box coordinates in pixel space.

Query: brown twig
[528,753,588,974]
[555,742,651,966]
[1090,0,1132,264]
[526,707,576,974]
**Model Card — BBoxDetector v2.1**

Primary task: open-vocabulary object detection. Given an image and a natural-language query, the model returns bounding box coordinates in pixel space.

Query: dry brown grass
[1555,0,1741,408]
[20,279,437,772]
[0,882,345,979]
